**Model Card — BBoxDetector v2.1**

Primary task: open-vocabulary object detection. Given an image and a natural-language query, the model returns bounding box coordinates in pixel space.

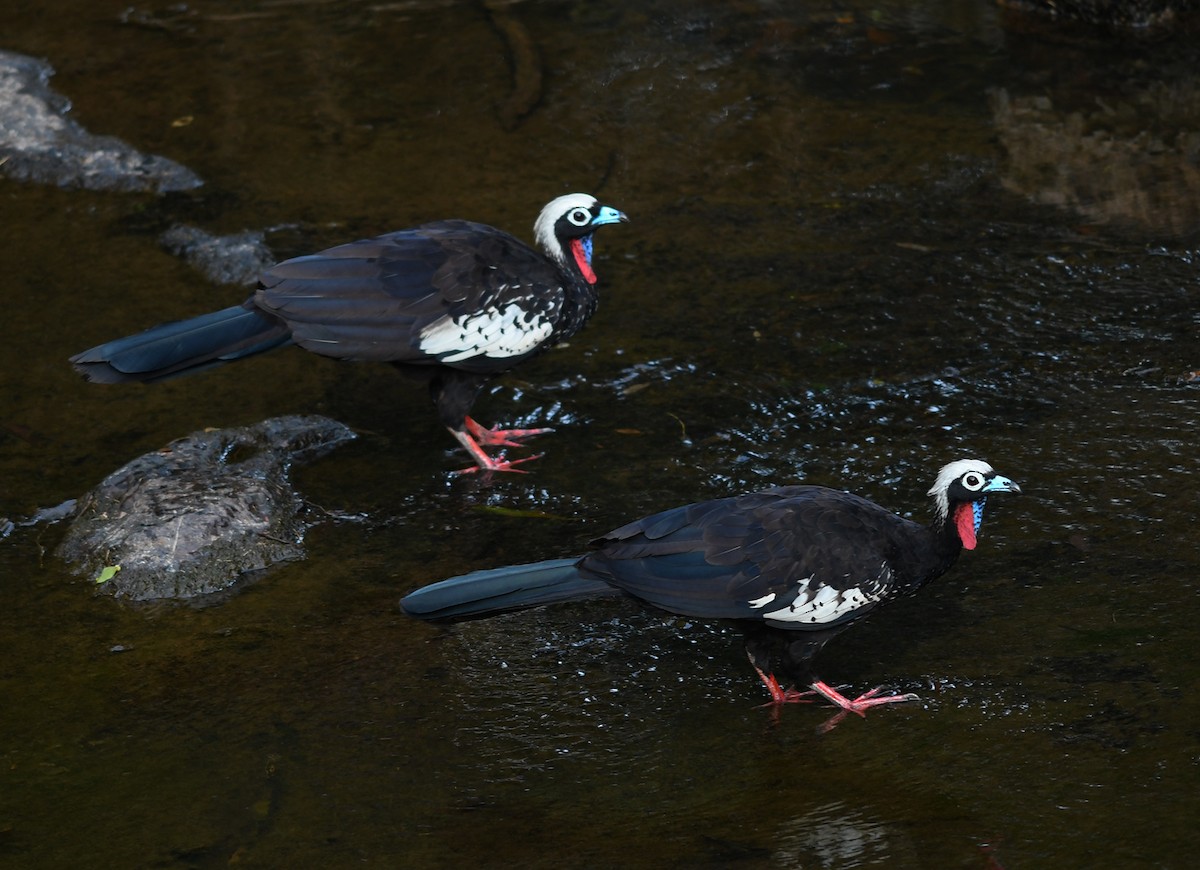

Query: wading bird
[400,459,1019,716]
[70,193,628,473]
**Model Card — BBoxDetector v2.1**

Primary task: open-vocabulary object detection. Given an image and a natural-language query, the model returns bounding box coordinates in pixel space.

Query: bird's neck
[565,235,598,285]
[917,511,970,580]
[556,277,601,342]
[877,513,965,599]
[540,235,599,340]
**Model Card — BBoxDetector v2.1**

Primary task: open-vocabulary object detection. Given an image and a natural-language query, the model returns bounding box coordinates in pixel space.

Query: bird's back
[253,220,591,372]
[581,485,951,630]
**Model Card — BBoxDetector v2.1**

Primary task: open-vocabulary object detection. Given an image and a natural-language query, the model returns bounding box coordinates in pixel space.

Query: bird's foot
[752,665,817,705]
[450,426,544,475]
[465,416,553,448]
[453,452,543,475]
[809,680,920,716]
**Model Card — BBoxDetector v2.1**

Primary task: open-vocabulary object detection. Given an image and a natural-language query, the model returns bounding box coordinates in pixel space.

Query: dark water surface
[3,0,1199,867]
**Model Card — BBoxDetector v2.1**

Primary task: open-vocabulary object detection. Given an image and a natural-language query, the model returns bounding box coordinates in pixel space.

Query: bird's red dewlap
[955,503,977,550]
[570,239,597,284]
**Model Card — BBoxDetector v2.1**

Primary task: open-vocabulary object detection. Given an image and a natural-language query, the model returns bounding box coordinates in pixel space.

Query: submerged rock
[0,49,202,193]
[0,499,77,540]
[990,86,1200,235]
[57,416,355,601]
[159,224,276,286]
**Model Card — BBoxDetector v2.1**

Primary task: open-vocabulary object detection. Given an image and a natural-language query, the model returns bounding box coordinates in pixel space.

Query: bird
[69,193,628,473]
[400,459,1020,716]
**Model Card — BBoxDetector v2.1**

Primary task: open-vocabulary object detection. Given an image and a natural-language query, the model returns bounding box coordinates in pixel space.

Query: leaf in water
[471,505,576,521]
[94,565,121,585]
[615,428,643,435]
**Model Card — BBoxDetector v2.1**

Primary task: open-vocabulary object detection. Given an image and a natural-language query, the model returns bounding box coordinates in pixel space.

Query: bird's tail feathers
[400,558,616,621]
[70,304,292,384]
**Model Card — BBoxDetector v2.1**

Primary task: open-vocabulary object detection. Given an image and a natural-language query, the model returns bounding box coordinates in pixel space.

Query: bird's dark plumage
[70,194,628,473]
[400,459,1020,716]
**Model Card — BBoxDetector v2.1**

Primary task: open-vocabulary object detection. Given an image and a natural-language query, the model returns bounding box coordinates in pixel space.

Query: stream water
[2,0,1199,867]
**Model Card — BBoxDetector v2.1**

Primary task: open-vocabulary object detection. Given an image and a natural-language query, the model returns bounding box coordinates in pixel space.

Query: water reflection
[771,802,892,868]
[992,85,1200,236]
[989,21,1200,236]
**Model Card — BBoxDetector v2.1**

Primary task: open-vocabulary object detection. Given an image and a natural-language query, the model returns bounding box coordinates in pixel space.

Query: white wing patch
[753,566,892,625]
[417,300,553,362]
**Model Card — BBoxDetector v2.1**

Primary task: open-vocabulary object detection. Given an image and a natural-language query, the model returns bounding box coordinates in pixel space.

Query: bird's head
[927,459,1020,550]
[534,193,628,285]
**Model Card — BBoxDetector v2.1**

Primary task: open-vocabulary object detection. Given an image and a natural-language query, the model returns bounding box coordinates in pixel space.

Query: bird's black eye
[566,207,591,227]
[961,471,985,491]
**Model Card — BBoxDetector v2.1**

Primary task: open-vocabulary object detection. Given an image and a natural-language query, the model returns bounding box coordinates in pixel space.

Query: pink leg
[449,427,542,475]
[809,680,920,717]
[464,416,553,448]
[751,662,818,705]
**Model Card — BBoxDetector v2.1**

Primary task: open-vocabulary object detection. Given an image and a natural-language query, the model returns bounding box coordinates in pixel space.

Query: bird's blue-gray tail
[69,304,292,384]
[400,558,618,621]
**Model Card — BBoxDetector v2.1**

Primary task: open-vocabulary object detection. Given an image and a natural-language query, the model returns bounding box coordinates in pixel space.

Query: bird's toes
[844,690,921,714]
[464,418,554,446]
[453,452,544,476]
[810,680,921,714]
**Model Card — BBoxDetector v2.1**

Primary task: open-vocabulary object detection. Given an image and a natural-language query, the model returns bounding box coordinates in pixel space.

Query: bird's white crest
[927,458,994,520]
[533,193,598,262]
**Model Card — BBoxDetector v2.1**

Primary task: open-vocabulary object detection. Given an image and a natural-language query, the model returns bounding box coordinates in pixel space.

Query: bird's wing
[585,487,918,629]
[254,221,568,370]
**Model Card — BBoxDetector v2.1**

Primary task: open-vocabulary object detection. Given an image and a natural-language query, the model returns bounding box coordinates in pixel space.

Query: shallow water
[2,0,1200,867]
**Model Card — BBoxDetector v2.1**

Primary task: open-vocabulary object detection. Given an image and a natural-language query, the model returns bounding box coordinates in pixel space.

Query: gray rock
[0,49,202,193]
[57,416,356,601]
[159,224,276,286]
[0,499,77,539]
